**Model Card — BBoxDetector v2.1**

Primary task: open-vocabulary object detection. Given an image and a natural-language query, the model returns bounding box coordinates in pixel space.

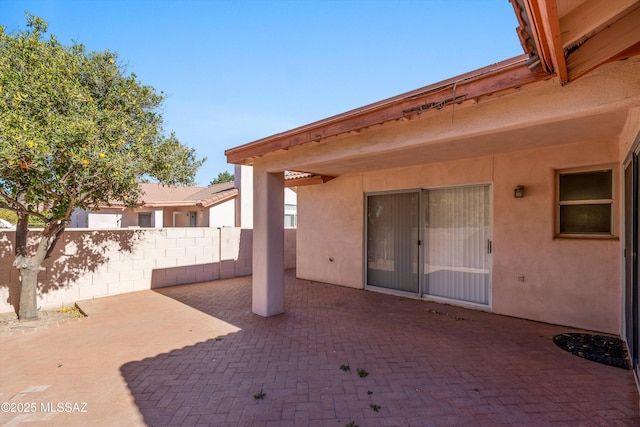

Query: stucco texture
[296,139,621,334]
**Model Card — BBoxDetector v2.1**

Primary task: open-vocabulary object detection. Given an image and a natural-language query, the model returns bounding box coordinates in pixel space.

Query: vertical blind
[423,186,490,304]
[366,192,419,293]
[366,185,490,304]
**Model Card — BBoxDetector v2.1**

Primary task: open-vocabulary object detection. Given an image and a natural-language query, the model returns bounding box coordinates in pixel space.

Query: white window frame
[556,165,615,238]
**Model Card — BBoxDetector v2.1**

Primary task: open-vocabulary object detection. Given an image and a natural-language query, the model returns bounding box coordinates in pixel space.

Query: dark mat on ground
[553,333,629,370]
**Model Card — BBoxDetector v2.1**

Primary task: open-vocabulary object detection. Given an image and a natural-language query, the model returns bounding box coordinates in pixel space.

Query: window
[557,169,613,236]
[138,212,152,228]
[284,214,297,228]
[284,203,297,228]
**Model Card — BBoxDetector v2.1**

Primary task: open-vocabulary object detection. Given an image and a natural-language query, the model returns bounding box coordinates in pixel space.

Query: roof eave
[225,54,549,165]
[197,189,239,208]
[519,0,640,84]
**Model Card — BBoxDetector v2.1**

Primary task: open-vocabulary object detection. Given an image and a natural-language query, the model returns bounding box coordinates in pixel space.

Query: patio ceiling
[270,111,629,177]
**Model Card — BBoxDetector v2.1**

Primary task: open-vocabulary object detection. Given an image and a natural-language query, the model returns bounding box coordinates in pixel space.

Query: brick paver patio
[1,270,639,426]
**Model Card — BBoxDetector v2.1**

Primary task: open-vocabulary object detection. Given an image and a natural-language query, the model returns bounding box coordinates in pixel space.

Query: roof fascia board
[141,202,199,208]
[226,55,548,164]
[525,0,567,82]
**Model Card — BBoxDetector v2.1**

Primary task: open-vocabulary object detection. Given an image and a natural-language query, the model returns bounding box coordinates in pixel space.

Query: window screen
[138,212,152,228]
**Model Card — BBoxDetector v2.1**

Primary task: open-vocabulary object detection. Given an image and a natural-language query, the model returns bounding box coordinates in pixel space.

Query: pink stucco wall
[297,139,622,334]
[492,140,620,333]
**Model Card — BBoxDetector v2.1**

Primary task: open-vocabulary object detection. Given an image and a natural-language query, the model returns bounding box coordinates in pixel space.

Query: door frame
[624,134,640,382]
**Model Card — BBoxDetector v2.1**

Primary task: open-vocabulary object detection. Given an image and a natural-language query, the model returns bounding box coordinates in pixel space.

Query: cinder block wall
[0,227,296,313]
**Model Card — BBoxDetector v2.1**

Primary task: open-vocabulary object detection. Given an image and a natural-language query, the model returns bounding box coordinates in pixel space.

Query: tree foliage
[209,171,234,185]
[0,14,204,319]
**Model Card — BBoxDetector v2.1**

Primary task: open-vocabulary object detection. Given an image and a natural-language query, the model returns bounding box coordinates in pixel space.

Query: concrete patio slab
[1,270,638,426]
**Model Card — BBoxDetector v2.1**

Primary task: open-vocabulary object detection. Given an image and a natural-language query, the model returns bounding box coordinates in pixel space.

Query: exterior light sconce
[514,185,525,198]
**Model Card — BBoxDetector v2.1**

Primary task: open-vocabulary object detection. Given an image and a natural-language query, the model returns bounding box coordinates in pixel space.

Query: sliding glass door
[366,191,420,293]
[366,185,491,305]
[423,186,491,304]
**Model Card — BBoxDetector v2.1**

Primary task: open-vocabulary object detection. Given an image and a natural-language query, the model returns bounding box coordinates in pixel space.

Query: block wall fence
[0,227,296,314]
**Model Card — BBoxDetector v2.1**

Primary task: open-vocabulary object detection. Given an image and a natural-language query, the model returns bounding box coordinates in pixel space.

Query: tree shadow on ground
[0,229,144,313]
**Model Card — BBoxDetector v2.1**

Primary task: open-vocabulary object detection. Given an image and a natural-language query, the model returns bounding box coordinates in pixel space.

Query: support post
[252,162,284,317]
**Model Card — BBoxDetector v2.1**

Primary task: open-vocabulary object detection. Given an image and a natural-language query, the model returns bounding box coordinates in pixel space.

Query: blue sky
[2,0,524,185]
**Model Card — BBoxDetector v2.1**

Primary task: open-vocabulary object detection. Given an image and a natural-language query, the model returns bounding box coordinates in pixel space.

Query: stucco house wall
[81,199,238,229]
[296,137,621,334]
[88,209,123,228]
[210,199,236,228]
[161,207,208,227]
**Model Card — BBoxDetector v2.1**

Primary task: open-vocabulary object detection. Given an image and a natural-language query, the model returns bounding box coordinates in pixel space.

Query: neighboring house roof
[225,0,640,168]
[188,183,238,208]
[98,182,237,209]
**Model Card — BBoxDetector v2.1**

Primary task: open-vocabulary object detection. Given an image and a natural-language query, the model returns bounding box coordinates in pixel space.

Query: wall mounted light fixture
[514,185,525,198]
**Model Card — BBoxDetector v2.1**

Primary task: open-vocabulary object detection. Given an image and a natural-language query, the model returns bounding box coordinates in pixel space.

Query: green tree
[210,171,234,185]
[0,15,204,320]
[0,208,17,224]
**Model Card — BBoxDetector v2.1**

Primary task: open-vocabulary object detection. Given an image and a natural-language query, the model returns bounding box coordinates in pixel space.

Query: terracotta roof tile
[99,182,237,208]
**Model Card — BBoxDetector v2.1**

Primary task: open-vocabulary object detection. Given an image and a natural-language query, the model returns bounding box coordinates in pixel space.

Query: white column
[236,164,254,227]
[252,161,284,317]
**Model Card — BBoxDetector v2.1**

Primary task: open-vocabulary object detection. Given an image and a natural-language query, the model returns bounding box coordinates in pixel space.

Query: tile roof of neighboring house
[189,183,239,208]
[100,182,237,209]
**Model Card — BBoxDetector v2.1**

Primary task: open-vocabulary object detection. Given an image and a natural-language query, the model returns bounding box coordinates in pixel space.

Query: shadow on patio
[120,270,640,426]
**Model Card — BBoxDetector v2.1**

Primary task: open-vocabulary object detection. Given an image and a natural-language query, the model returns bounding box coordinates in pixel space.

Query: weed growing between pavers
[426,308,465,321]
[338,364,381,425]
[253,388,266,400]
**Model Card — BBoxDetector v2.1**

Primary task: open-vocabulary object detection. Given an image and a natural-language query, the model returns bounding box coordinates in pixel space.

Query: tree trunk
[17,258,40,320]
[14,217,65,321]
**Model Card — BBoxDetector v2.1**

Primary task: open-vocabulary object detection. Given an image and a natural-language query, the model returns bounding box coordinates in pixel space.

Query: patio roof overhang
[225,55,550,168]
[224,0,640,179]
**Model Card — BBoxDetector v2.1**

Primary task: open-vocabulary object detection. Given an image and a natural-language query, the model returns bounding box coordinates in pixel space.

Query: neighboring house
[234,165,299,228]
[70,168,298,229]
[225,0,640,381]
[72,182,238,228]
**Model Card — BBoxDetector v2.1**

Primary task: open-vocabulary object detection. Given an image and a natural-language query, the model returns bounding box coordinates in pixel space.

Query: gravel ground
[0,306,86,336]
